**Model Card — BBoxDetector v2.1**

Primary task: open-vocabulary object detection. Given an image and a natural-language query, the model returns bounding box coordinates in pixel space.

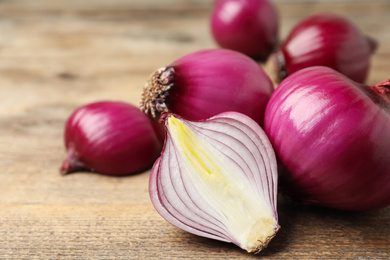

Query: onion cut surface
[149,112,279,253]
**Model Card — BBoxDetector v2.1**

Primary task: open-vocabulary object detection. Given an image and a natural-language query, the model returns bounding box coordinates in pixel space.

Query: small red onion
[149,112,279,253]
[267,13,378,84]
[140,49,274,126]
[210,0,279,61]
[60,101,163,176]
[264,66,390,211]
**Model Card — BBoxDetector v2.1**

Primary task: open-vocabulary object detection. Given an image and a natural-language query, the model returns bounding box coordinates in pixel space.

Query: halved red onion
[149,112,279,253]
[267,13,378,84]
[60,101,163,176]
[264,66,390,211]
[140,49,274,126]
[210,0,279,61]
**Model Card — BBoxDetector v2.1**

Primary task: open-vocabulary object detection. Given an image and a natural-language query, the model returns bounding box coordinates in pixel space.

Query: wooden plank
[0,203,389,259]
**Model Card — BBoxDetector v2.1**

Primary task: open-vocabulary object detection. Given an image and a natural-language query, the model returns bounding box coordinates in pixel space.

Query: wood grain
[0,0,389,259]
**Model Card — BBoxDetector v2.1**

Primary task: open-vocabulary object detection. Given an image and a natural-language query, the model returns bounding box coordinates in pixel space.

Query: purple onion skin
[211,0,279,61]
[60,101,163,176]
[273,13,377,84]
[264,66,390,211]
[168,49,274,125]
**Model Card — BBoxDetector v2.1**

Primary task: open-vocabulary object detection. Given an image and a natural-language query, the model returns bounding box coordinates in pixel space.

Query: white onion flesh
[149,112,279,253]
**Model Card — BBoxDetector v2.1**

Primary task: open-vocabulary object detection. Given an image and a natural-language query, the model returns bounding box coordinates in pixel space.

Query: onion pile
[58,1,390,256]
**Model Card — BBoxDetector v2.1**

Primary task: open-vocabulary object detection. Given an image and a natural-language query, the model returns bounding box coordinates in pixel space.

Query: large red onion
[264,66,390,211]
[60,101,163,176]
[267,13,378,84]
[150,112,279,253]
[140,49,274,126]
[210,0,279,61]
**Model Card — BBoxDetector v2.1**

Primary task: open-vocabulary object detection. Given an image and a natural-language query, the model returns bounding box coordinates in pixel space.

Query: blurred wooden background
[0,0,389,259]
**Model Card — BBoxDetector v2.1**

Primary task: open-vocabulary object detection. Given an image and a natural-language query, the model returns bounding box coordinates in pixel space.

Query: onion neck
[60,151,88,175]
[140,66,175,119]
[265,50,287,85]
[365,35,378,54]
[370,79,390,105]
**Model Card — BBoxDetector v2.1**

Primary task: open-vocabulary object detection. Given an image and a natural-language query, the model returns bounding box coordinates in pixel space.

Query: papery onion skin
[267,13,377,84]
[210,0,279,61]
[140,49,274,126]
[60,101,163,176]
[149,112,279,253]
[264,66,390,211]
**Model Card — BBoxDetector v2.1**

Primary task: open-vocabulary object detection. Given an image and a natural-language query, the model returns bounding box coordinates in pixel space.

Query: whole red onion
[60,101,163,176]
[264,66,390,211]
[140,49,274,126]
[210,0,279,61]
[267,13,378,84]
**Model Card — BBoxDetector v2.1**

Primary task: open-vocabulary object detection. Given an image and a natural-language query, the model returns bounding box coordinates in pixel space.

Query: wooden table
[1,0,389,259]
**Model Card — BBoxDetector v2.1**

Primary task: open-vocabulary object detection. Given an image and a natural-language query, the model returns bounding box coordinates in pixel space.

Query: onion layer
[60,101,163,176]
[149,112,279,253]
[264,66,390,211]
[140,49,274,126]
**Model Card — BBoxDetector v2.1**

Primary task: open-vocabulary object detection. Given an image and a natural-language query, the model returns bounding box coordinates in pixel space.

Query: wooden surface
[0,0,389,259]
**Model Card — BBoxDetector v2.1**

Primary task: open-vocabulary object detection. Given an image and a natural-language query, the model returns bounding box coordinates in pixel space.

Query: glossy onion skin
[61,101,162,176]
[264,66,390,211]
[275,13,376,83]
[211,0,279,61]
[168,49,274,125]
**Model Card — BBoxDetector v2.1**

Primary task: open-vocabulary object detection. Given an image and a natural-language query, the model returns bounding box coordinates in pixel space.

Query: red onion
[210,0,279,61]
[267,13,378,84]
[149,112,279,253]
[264,66,390,211]
[60,101,163,176]
[140,49,274,126]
